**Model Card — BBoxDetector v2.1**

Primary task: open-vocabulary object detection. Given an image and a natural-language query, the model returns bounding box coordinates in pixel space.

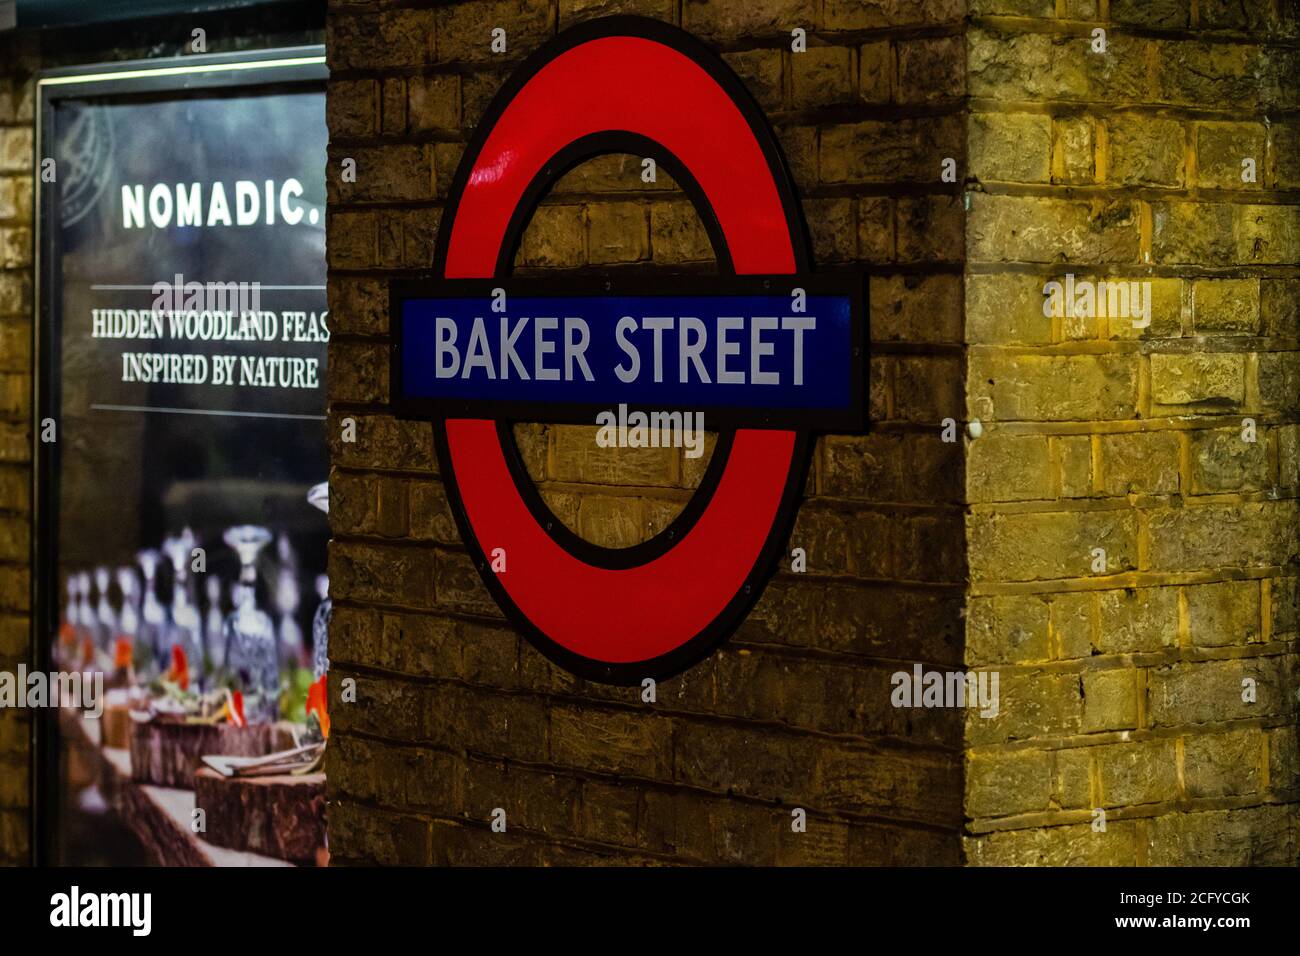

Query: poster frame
[31,45,328,865]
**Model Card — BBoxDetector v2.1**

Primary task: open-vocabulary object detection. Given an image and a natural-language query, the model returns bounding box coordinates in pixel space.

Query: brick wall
[962,0,1299,864]
[324,0,970,865]
[3,0,1287,867]
[0,29,36,866]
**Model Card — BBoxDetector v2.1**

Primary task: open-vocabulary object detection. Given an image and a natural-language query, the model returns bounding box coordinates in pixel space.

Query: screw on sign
[391,17,867,683]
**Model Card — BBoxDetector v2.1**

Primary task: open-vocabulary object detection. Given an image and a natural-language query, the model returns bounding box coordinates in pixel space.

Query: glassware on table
[75,572,96,657]
[57,575,80,665]
[162,529,203,688]
[274,533,304,669]
[312,574,330,680]
[115,565,141,675]
[116,566,140,641]
[94,566,116,650]
[307,481,331,679]
[221,525,279,724]
[204,575,225,672]
[136,549,168,675]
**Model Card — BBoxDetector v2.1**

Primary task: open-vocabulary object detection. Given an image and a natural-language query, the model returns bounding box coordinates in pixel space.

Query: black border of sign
[32,46,328,865]
[401,16,869,684]
[389,273,867,432]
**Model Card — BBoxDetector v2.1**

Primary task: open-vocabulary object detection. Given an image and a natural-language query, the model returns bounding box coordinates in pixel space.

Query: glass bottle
[221,525,278,724]
[136,549,168,675]
[76,572,96,653]
[274,533,303,670]
[57,575,79,665]
[115,566,140,674]
[307,481,330,679]
[204,575,225,672]
[162,529,203,688]
[116,566,140,639]
[312,574,330,680]
[94,566,116,650]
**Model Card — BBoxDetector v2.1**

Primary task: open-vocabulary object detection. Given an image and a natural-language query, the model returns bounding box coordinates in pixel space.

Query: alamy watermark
[595,404,705,459]
[150,272,262,315]
[891,664,999,718]
[50,886,151,936]
[0,665,103,718]
[1043,274,1152,329]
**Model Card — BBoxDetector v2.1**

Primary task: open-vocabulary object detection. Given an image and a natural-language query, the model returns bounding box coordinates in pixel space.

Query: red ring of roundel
[433,19,809,682]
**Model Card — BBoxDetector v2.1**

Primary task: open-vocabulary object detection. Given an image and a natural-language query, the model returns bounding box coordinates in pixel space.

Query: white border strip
[91,404,327,421]
[89,285,326,291]
[37,55,326,87]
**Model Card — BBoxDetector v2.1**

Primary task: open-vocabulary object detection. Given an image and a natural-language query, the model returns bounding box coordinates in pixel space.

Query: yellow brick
[1189,427,1267,493]
[967,750,1052,817]
[1151,200,1236,266]
[968,194,1140,264]
[869,274,962,344]
[1106,115,1186,187]
[1081,669,1139,732]
[968,433,1052,502]
[896,194,963,263]
[858,40,892,103]
[968,510,1139,581]
[650,201,712,264]
[896,36,964,103]
[1184,730,1262,798]
[1185,580,1260,647]
[723,48,784,113]
[1108,277,1182,340]
[966,274,1053,346]
[517,204,585,269]
[970,113,1051,184]
[857,197,893,262]
[1050,591,1095,658]
[1096,739,1178,806]
[968,352,1138,421]
[1053,116,1094,184]
[967,594,1051,664]
[1098,431,1181,496]
[551,425,677,486]
[1057,435,1093,498]
[586,202,647,265]
[577,494,645,548]
[1235,204,1300,265]
[790,46,851,109]
[1195,122,1265,190]
[1150,353,1245,406]
[1097,587,1180,655]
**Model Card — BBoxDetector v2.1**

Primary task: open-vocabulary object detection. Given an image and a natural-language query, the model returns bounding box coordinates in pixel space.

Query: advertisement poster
[41,68,329,865]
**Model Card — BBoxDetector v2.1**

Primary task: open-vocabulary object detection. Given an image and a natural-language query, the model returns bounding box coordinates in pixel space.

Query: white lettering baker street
[435,314,816,385]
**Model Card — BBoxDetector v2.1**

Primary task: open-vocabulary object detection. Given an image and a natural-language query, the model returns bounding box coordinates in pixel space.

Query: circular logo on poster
[56,102,116,228]
[391,17,865,683]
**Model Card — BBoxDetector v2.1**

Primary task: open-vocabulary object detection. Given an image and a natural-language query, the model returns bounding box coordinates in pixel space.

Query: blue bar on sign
[398,294,854,418]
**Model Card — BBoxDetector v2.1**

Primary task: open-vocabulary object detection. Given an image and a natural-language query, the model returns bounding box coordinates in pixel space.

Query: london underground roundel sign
[390,17,866,683]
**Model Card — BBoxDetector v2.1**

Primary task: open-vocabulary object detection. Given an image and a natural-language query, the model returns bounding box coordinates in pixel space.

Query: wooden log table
[193,768,326,864]
[59,707,296,867]
[129,718,286,788]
